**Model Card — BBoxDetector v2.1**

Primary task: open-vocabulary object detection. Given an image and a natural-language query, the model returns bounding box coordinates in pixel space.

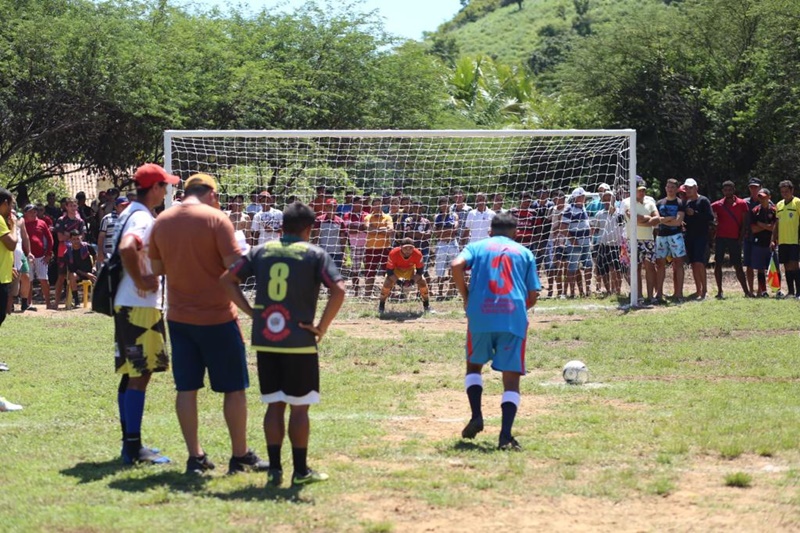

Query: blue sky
[189,0,462,40]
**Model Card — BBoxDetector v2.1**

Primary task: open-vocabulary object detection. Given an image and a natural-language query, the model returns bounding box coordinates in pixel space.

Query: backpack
[91,214,132,317]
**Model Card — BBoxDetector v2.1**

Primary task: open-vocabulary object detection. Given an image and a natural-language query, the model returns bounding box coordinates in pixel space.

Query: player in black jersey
[222,202,346,487]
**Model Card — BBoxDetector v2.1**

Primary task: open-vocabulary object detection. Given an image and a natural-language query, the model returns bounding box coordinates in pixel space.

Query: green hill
[433,0,666,68]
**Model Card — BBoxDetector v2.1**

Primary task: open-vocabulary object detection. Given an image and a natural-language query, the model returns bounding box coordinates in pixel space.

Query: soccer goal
[164,129,639,306]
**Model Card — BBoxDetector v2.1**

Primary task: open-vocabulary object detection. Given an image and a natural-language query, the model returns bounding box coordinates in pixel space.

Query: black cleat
[498,436,522,451]
[186,454,215,475]
[228,449,269,475]
[461,418,484,439]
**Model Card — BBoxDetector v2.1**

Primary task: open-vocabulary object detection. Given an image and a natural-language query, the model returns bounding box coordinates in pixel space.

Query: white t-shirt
[621,197,658,242]
[114,203,162,309]
[251,208,283,245]
[465,208,495,243]
[592,210,625,246]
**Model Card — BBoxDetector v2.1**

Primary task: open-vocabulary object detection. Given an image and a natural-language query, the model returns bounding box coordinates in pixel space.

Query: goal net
[164,130,638,306]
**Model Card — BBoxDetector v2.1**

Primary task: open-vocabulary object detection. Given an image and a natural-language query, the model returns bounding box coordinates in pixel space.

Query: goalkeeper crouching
[379,238,433,315]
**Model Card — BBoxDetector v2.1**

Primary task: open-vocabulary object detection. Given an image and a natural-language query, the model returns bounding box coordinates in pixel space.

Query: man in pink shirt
[711,180,751,298]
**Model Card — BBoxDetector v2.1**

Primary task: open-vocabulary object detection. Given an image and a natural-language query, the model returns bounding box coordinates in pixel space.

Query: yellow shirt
[364,212,393,249]
[776,197,800,245]
[621,197,658,242]
[0,216,13,284]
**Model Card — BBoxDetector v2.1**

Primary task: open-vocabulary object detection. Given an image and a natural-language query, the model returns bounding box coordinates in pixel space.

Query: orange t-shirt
[386,247,423,271]
[149,202,240,325]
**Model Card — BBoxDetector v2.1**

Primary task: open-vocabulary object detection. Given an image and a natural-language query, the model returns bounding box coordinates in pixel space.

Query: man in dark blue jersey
[222,202,346,487]
[451,212,541,451]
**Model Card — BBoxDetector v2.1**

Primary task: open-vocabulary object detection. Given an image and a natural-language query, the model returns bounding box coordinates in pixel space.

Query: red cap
[134,164,179,188]
[678,185,687,194]
[325,198,338,206]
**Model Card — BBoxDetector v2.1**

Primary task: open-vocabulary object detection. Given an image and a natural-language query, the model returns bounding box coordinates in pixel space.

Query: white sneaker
[0,397,23,412]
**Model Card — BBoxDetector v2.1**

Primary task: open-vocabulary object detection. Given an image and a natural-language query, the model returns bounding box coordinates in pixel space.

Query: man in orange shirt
[150,172,268,476]
[379,238,432,315]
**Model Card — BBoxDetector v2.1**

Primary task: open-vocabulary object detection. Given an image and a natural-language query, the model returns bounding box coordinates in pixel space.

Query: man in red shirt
[711,180,751,298]
[22,205,54,308]
[379,238,432,316]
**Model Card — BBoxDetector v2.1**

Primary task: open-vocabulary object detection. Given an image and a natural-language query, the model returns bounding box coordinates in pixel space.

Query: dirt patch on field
[343,453,800,532]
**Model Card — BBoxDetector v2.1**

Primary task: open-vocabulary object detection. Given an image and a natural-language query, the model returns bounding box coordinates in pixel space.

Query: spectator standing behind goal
[23,204,53,308]
[149,172,268,475]
[682,178,713,300]
[591,191,624,296]
[561,187,593,298]
[363,197,394,299]
[710,180,751,299]
[545,191,567,298]
[749,188,776,297]
[250,191,283,246]
[221,201,346,487]
[451,212,541,451]
[654,179,687,303]
[432,196,460,299]
[771,180,800,299]
[378,238,432,315]
[622,181,660,304]
[311,199,347,271]
[401,201,433,276]
[743,177,764,295]
[450,188,472,248]
[343,196,368,296]
[463,192,495,244]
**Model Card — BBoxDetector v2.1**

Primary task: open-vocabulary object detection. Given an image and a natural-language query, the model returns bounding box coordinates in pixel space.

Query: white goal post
[164,129,638,306]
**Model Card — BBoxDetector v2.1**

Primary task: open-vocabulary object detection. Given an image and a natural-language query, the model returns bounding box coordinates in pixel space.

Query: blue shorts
[168,320,249,393]
[655,233,686,260]
[742,239,754,268]
[566,238,592,273]
[750,246,771,271]
[466,330,526,374]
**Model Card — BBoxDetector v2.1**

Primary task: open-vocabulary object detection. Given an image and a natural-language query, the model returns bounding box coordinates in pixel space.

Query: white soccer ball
[562,360,589,385]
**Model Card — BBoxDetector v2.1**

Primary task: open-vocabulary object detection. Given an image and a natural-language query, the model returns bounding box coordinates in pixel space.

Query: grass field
[1,295,800,532]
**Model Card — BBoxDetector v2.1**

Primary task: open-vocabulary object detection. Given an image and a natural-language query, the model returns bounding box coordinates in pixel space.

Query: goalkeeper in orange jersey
[378,238,433,315]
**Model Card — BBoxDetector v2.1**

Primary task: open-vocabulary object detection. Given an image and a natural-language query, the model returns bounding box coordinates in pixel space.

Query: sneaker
[776,291,786,299]
[186,454,216,475]
[760,291,770,298]
[266,468,283,487]
[378,302,386,315]
[228,449,269,475]
[123,447,170,465]
[0,397,23,412]
[0,362,8,372]
[715,293,724,300]
[461,417,484,439]
[498,436,522,451]
[121,444,162,464]
[292,468,329,485]
[423,307,436,314]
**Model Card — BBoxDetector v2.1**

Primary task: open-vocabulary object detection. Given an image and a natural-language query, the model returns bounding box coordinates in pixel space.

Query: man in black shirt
[743,177,764,295]
[682,179,714,300]
[222,202,346,487]
[749,188,777,297]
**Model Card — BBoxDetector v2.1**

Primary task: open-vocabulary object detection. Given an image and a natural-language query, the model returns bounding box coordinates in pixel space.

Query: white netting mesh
[166,130,635,302]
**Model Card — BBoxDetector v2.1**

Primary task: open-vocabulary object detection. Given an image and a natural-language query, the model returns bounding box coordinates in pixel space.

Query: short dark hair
[722,180,735,188]
[400,237,414,247]
[183,184,213,198]
[69,229,82,237]
[779,180,794,190]
[282,201,315,235]
[491,211,517,236]
[666,178,679,187]
[438,196,448,205]
[0,188,12,205]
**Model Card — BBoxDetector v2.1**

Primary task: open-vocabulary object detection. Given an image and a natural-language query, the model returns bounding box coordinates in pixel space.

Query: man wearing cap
[464,192,496,245]
[23,204,53,308]
[111,164,175,466]
[561,187,593,297]
[683,178,714,299]
[743,177,765,295]
[771,180,800,298]
[96,197,130,267]
[621,181,660,304]
[711,180,751,299]
[312,198,347,271]
[250,191,283,246]
[749,188,776,297]
[654,179,687,303]
[149,171,268,475]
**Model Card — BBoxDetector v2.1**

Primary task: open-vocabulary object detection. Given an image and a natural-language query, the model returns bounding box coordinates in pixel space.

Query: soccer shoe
[266,468,283,487]
[292,468,329,486]
[228,449,269,475]
[0,397,23,412]
[760,291,770,298]
[121,444,162,464]
[776,291,786,299]
[185,454,216,475]
[0,362,9,371]
[378,302,386,316]
[498,436,522,452]
[461,417,484,439]
[125,447,171,465]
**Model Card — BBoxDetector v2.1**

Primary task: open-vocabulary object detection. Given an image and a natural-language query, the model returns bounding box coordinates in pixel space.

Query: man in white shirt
[621,181,660,304]
[114,163,175,465]
[464,192,495,244]
[250,191,283,246]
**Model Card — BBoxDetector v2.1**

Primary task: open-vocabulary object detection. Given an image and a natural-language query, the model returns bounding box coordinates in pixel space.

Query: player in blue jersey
[451,211,541,451]
[221,202,346,487]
